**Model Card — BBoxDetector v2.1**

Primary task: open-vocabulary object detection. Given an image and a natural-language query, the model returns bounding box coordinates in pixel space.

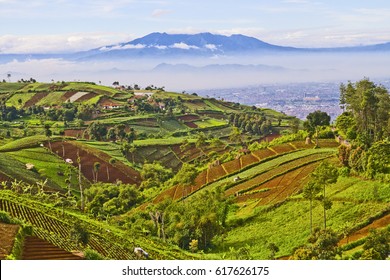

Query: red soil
[23,92,49,108]
[339,214,390,246]
[184,122,198,128]
[74,92,96,102]
[177,115,200,122]
[64,129,88,139]
[49,141,140,185]
[22,236,83,260]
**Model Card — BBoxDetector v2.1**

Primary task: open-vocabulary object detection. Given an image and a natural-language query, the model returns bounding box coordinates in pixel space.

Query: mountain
[78,32,298,60]
[78,32,390,60]
[1,32,390,63]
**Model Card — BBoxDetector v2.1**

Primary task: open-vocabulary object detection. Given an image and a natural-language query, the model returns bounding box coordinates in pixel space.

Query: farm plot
[22,236,83,260]
[226,153,328,198]
[207,164,227,183]
[7,147,82,191]
[36,91,68,106]
[222,159,241,174]
[198,148,337,198]
[0,152,61,191]
[0,223,20,260]
[240,153,259,169]
[0,196,135,259]
[6,92,35,108]
[254,162,320,206]
[269,143,297,154]
[23,92,49,107]
[49,141,140,185]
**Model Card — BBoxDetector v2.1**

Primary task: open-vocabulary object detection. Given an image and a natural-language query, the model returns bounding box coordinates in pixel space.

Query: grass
[61,82,122,96]
[194,118,227,129]
[82,141,132,167]
[36,91,66,106]
[0,152,60,190]
[7,148,82,191]
[0,83,27,93]
[216,177,389,259]
[0,135,61,152]
[134,137,196,147]
[5,93,35,109]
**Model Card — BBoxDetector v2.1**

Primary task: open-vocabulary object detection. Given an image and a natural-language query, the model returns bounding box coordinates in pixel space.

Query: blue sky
[1,0,390,53]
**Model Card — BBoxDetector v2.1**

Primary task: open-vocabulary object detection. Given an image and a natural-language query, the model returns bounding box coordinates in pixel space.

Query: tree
[311,161,338,229]
[69,222,89,247]
[303,111,331,146]
[291,228,340,260]
[93,162,101,183]
[77,150,85,212]
[303,181,322,234]
[365,140,390,179]
[44,124,52,151]
[106,127,117,142]
[360,228,390,260]
[340,78,390,147]
[107,158,116,181]
[140,162,173,189]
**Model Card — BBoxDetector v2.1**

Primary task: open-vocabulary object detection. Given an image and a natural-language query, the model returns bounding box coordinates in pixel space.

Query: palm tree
[303,181,321,234]
[76,150,85,211]
[93,162,101,183]
[107,158,116,181]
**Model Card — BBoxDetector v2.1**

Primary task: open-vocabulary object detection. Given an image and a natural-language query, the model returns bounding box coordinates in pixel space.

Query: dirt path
[339,213,390,246]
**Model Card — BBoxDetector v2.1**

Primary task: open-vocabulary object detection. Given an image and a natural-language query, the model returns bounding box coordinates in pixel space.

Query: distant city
[196,79,390,121]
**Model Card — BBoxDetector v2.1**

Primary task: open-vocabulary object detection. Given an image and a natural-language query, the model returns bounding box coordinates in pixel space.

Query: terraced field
[22,236,83,260]
[49,141,140,185]
[0,192,195,260]
[149,142,338,208]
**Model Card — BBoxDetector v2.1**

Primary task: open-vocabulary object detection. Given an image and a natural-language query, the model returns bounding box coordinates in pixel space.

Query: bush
[0,211,12,224]
[84,248,105,260]
[338,167,350,177]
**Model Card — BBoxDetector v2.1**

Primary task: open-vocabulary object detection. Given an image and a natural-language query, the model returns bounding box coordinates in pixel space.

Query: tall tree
[303,181,322,234]
[310,161,338,229]
[340,78,390,147]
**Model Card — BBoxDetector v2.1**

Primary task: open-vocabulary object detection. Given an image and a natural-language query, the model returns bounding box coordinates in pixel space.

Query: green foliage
[360,228,390,260]
[0,210,13,223]
[84,248,105,260]
[291,228,340,260]
[140,162,173,189]
[69,222,89,247]
[340,78,390,147]
[170,163,198,187]
[366,140,390,179]
[85,183,141,217]
[303,110,331,136]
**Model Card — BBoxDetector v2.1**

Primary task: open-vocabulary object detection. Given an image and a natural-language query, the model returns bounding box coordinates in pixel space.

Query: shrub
[84,248,105,260]
[0,211,12,224]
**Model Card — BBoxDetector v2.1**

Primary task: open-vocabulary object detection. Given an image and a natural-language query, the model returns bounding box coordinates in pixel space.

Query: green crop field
[7,148,82,191]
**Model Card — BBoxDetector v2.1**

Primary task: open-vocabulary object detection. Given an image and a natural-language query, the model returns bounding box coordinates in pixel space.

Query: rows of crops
[226,151,334,196]
[0,197,135,259]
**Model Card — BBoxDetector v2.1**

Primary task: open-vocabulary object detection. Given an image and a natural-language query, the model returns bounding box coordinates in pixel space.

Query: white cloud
[154,45,168,50]
[0,33,134,54]
[205,44,218,51]
[151,9,172,18]
[170,42,199,50]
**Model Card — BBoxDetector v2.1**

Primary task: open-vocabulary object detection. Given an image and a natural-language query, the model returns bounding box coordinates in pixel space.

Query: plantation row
[0,192,194,260]
[0,196,136,259]
[151,144,337,206]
